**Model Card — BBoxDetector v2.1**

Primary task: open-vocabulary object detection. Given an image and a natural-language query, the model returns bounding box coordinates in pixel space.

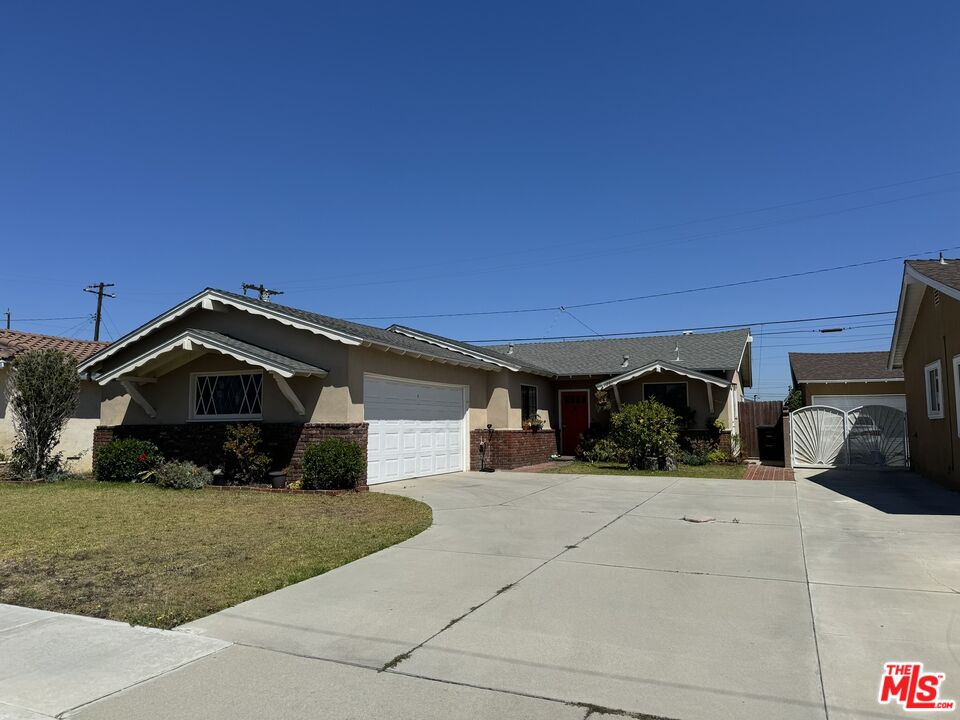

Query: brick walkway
[743,464,795,481]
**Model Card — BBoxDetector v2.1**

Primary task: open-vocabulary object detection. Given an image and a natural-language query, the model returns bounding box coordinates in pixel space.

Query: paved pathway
[1,469,958,719]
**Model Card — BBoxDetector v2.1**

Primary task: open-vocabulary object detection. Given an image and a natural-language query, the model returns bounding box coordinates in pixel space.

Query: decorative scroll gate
[790,405,909,469]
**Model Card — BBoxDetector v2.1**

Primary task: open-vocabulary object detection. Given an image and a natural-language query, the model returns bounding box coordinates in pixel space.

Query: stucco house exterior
[788,352,905,411]
[0,330,107,472]
[889,258,960,488]
[78,289,752,485]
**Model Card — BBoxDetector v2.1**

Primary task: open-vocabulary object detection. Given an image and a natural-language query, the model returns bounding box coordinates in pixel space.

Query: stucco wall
[0,368,101,472]
[800,381,906,405]
[902,287,960,487]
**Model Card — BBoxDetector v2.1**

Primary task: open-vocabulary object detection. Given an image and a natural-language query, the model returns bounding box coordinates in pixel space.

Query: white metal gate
[790,405,909,469]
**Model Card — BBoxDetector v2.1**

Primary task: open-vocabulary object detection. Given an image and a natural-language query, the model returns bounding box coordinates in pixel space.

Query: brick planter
[469,429,558,471]
[93,422,368,488]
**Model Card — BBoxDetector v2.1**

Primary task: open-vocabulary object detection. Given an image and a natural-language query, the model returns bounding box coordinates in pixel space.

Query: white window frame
[954,356,960,436]
[520,384,538,423]
[925,360,944,420]
[189,370,264,422]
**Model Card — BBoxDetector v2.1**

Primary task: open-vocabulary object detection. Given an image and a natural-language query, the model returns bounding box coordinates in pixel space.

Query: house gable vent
[934,289,941,306]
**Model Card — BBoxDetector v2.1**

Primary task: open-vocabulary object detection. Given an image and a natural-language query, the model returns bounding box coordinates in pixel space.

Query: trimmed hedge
[301,438,365,490]
[96,438,163,483]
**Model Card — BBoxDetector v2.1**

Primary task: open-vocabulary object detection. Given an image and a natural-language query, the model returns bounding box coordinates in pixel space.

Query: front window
[643,382,688,414]
[193,372,263,420]
[521,385,538,422]
[925,361,943,419]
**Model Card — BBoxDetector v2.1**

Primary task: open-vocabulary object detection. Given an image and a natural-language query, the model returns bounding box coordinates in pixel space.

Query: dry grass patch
[0,481,430,628]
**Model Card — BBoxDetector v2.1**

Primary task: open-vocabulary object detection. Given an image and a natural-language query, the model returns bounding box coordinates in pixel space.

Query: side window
[521,385,538,422]
[925,360,943,420]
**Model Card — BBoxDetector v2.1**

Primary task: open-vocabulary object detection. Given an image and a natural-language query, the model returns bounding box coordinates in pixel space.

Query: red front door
[560,391,590,455]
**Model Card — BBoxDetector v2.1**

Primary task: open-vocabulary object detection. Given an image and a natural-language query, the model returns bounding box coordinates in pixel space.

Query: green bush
[683,438,715,465]
[609,400,680,469]
[155,461,212,490]
[574,423,610,461]
[707,447,729,464]
[223,424,270,485]
[95,438,163,483]
[301,438,366,490]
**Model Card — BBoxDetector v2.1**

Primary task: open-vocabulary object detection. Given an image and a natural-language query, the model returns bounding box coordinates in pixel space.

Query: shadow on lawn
[805,468,960,516]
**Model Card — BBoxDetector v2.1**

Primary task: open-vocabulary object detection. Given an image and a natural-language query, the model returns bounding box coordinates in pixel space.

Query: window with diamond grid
[193,372,263,419]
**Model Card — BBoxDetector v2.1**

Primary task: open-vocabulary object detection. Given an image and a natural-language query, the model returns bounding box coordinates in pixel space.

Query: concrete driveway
[8,469,959,720]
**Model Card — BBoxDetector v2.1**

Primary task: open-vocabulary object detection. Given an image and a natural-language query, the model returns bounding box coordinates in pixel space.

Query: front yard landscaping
[0,480,431,629]
[544,460,748,479]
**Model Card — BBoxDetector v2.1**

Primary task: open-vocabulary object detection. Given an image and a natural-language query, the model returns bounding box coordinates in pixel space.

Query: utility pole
[83,283,116,341]
[4,309,9,330]
[241,283,284,303]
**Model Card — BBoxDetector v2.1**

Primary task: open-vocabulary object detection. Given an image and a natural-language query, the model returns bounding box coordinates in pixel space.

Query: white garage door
[364,375,466,485]
[811,394,906,412]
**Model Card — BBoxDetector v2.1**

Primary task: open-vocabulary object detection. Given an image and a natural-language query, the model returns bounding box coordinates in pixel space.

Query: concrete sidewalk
[3,469,959,720]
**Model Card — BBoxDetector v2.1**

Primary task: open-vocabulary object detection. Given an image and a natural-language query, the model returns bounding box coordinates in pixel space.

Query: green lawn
[544,460,748,479]
[0,481,431,629]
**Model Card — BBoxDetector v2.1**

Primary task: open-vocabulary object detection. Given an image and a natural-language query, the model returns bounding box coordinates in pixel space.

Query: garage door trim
[363,372,470,483]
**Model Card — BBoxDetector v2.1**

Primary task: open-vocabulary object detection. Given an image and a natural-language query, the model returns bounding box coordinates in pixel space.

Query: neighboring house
[889,258,960,487]
[77,288,752,485]
[788,352,905,411]
[0,330,107,471]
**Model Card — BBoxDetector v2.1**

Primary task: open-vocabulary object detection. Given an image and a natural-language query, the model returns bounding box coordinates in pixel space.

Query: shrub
[96,438,163,483]
[3,349,80,479]
[707,447,729,464]
[784,386,804,412]
[155,461,212,490]
[684,438,716,465]
[609,400,680,469]
[223,424,270,485]
[301,438,366,490]
[574,423,610,461]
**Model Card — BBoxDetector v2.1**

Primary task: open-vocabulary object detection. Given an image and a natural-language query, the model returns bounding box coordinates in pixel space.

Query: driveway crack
[380,477,681,672]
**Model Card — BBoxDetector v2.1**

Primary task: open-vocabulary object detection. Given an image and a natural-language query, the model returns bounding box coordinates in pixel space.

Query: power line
[277,168,960,291]
[349,245,959,321]
[464,310,897,344]
[8,315,90,323]
[83,283,116,342]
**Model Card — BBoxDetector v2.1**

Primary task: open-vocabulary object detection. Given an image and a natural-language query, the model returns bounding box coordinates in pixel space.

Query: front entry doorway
[560,390,590,455]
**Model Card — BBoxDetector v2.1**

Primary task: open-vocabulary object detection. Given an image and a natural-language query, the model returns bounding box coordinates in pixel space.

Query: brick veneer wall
[469,429,558,470]
[93,422,368,488]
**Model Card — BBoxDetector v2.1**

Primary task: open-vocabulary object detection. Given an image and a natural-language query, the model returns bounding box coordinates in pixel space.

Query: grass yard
[0,481,431,629]
[544,460,748,479]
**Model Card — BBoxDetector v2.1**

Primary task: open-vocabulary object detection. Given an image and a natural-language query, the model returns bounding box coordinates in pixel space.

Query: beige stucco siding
[344,344,494,430]
[902,288,960,486]
[0,369,101,471]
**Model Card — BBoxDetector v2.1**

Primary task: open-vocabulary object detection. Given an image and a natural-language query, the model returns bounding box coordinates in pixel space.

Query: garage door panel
[366,377,466,485]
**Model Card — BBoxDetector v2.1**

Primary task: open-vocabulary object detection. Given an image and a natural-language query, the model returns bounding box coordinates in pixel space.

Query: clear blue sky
[2,2,958,398]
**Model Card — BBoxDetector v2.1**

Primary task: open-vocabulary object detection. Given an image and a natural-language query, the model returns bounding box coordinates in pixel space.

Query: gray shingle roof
[487,329,751,377]
[188,329,327,376]
[213,289,504,370]
[789,351,903,383]
[906,259,960,292]
[387,324,552,375]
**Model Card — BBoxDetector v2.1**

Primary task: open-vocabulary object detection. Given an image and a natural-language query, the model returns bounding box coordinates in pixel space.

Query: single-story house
[788,351,905,411]
[77,288,752,485]
[0,330,107,471]
[889,258,960,487]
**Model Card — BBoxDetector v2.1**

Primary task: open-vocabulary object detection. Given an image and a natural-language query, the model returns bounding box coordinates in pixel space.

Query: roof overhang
[795,377,903,385]
[388,326,525,371]
[595,360,733,391]
[888,263,960,369]
[92,330,328,386]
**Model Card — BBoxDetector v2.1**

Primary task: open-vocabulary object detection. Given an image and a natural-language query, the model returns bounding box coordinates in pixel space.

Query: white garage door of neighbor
[810,394,907,412]
[364,376,466,485]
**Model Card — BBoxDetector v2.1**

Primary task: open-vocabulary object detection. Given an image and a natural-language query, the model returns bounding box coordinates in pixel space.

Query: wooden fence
[738,400,785,462]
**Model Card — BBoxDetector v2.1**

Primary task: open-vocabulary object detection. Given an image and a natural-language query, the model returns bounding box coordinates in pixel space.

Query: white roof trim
[95,330,328,386]
[887,263,958,369]
[595,361,732,390]
[78,289,363,372]
[389,326,524,372]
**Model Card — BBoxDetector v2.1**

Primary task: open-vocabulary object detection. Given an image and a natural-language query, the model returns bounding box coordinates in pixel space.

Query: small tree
[609,399,680,469]
[4,349,80,479]
[784,386,804,412]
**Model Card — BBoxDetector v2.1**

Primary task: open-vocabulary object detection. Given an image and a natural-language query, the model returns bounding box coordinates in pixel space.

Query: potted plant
[268,466,290,489]
[523,414,545,432]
